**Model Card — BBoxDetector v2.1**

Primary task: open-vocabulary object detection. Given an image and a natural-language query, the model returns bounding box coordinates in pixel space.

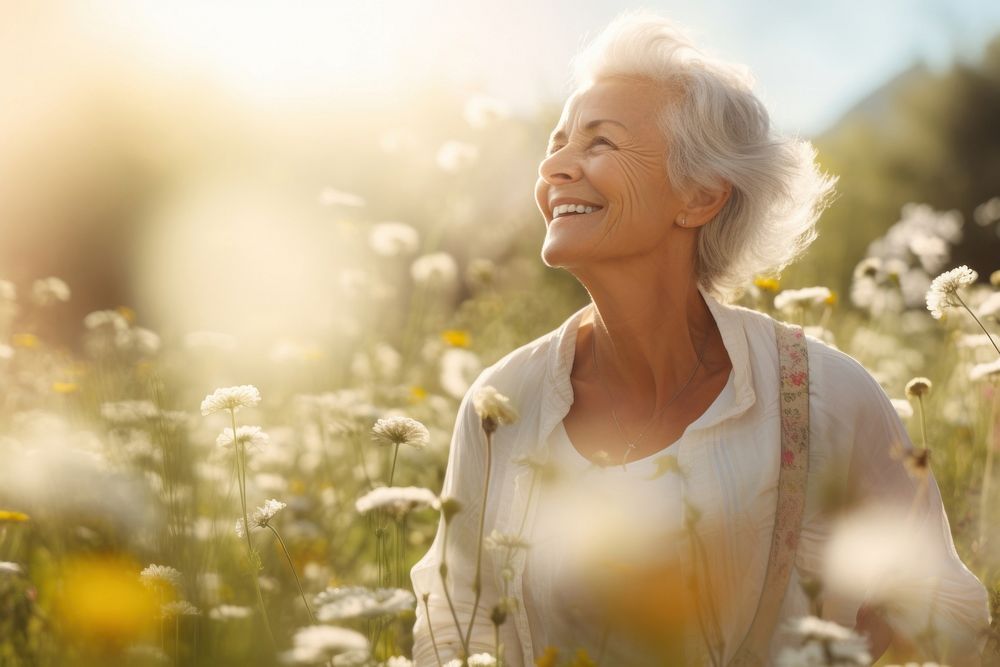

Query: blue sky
[107,0,1000,136]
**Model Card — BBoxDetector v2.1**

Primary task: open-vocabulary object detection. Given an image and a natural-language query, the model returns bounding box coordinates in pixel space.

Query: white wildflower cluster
[411,252,459,286]
[369,222,419,257]
[161,600,200,618]
[463,94,510,128]
[0,561,23,575]
[235,499,286,538]
[773,286,832,314]
[31,277,71,306]
[925,265,978,320]
[82,308,160,357]
[140,564,182,591]
[216,425,270,450]
[313,586,415,622]
[776,616,871,666]
[371,416,430,449]
[208,605,253,620]
[279,625,369,665]
[200,385,262,416]
[483,529,530,553]
[355,486,439,518]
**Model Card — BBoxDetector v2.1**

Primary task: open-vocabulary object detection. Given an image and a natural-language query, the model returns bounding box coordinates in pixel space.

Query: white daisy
[926,265,978,319]
[200,385,261,416]
[161,600,200,617]
[83,309,130,331]
[31,277,71,306]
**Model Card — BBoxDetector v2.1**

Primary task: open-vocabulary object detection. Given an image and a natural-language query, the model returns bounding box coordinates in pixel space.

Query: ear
[677,181,732,228]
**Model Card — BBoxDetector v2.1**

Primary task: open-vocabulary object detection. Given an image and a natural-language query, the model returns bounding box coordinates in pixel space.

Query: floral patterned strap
[728,320,811,666]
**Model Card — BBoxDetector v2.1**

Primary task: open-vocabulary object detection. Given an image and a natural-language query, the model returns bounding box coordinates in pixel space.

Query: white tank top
[523,371,734,665]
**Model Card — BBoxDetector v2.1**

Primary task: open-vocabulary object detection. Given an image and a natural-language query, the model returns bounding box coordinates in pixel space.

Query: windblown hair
[570,10,838,302]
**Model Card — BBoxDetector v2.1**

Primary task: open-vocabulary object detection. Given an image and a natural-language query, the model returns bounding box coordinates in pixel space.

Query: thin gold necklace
[591,324,709,470]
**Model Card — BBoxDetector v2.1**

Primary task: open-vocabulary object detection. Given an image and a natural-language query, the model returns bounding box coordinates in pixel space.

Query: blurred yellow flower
[52,381,79,394]
[566,648,597,667]
[824,291,838,306]
[535,646,559,667]
[0,510,30,523]
[753,276,780,292]
[12,333,39,348]
[441,329,471,348]
[116,306,136,324]
[409,385,428,403]
[55,556,158,649]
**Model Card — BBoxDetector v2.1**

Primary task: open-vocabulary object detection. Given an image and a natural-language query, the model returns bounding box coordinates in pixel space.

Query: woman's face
[534,76,685,270]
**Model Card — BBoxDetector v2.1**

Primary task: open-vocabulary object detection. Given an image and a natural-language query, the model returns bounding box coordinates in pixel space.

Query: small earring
[678,215,687,226]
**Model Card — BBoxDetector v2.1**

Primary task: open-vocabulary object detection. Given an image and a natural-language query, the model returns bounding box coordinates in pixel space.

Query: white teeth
[553,203,601,217]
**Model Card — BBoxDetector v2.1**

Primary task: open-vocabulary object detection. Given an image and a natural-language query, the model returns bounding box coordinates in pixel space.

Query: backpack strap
[728,320,811,666]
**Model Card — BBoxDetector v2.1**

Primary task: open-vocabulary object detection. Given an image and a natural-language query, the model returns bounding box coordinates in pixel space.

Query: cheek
[534,177,548,215]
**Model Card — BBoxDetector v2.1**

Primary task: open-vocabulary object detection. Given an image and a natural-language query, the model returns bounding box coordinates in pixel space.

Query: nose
[538,145,583,185]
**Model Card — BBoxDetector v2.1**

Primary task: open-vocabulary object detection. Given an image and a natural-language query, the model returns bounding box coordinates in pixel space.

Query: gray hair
[570,10,838,302]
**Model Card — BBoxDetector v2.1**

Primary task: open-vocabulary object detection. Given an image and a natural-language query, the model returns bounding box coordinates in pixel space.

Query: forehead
[551,77,670,138]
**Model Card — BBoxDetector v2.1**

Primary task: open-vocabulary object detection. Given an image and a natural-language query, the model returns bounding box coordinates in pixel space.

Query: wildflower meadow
[1,186,1000,666]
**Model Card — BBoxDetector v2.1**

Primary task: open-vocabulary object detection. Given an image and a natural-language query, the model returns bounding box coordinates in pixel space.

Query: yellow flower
[0,510,30,523]
[535,646,559,667]
[12,333,39,348]
[116,306,136,324]
[409,385,428,403]
[753,276,780,292]
[441,329,471,348]
[824,291,838,306]
[567,647,597,667]
[52,381,79,394]
[55,555,158,649]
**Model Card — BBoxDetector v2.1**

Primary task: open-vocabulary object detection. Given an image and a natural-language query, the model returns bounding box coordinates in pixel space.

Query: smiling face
[535,76,686,270]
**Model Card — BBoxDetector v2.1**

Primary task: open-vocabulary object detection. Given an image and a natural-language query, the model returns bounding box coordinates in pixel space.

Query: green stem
[917,395,929,451]
[494,619,501,667]
[231,410,276,652]
[422,593,445,667]
[389,442,400,487]
[463,428,494,654]
[956,294,1000,358]
[438,520,470,659]
[267,524,316,623]
[979,391,999,548]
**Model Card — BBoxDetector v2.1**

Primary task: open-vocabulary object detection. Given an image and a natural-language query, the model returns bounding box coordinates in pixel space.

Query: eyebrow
[549,119,628,142]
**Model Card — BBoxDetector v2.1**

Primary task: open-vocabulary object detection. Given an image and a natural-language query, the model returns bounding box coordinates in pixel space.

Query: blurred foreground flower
[369,222,419,257]
[56,556,159,650]
[355,486,440,518]
[31,277,71,306]
[776,616,871,666]
[313,586,415,621]
[473,385,519,433]
[216,425,270,450]
[200,385,262,416]
[279,625,369,665]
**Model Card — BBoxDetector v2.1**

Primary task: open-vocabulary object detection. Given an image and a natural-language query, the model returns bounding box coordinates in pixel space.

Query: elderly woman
[410,10,990,667]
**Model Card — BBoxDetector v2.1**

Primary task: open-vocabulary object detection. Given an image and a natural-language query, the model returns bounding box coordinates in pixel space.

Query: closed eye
[545,136,615,156]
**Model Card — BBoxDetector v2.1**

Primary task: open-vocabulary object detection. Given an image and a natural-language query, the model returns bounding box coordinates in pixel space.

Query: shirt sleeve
[409,380,505,666]
[838,354,992,666]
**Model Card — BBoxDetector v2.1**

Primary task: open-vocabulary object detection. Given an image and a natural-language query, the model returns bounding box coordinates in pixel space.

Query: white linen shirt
[409,288,991,666]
